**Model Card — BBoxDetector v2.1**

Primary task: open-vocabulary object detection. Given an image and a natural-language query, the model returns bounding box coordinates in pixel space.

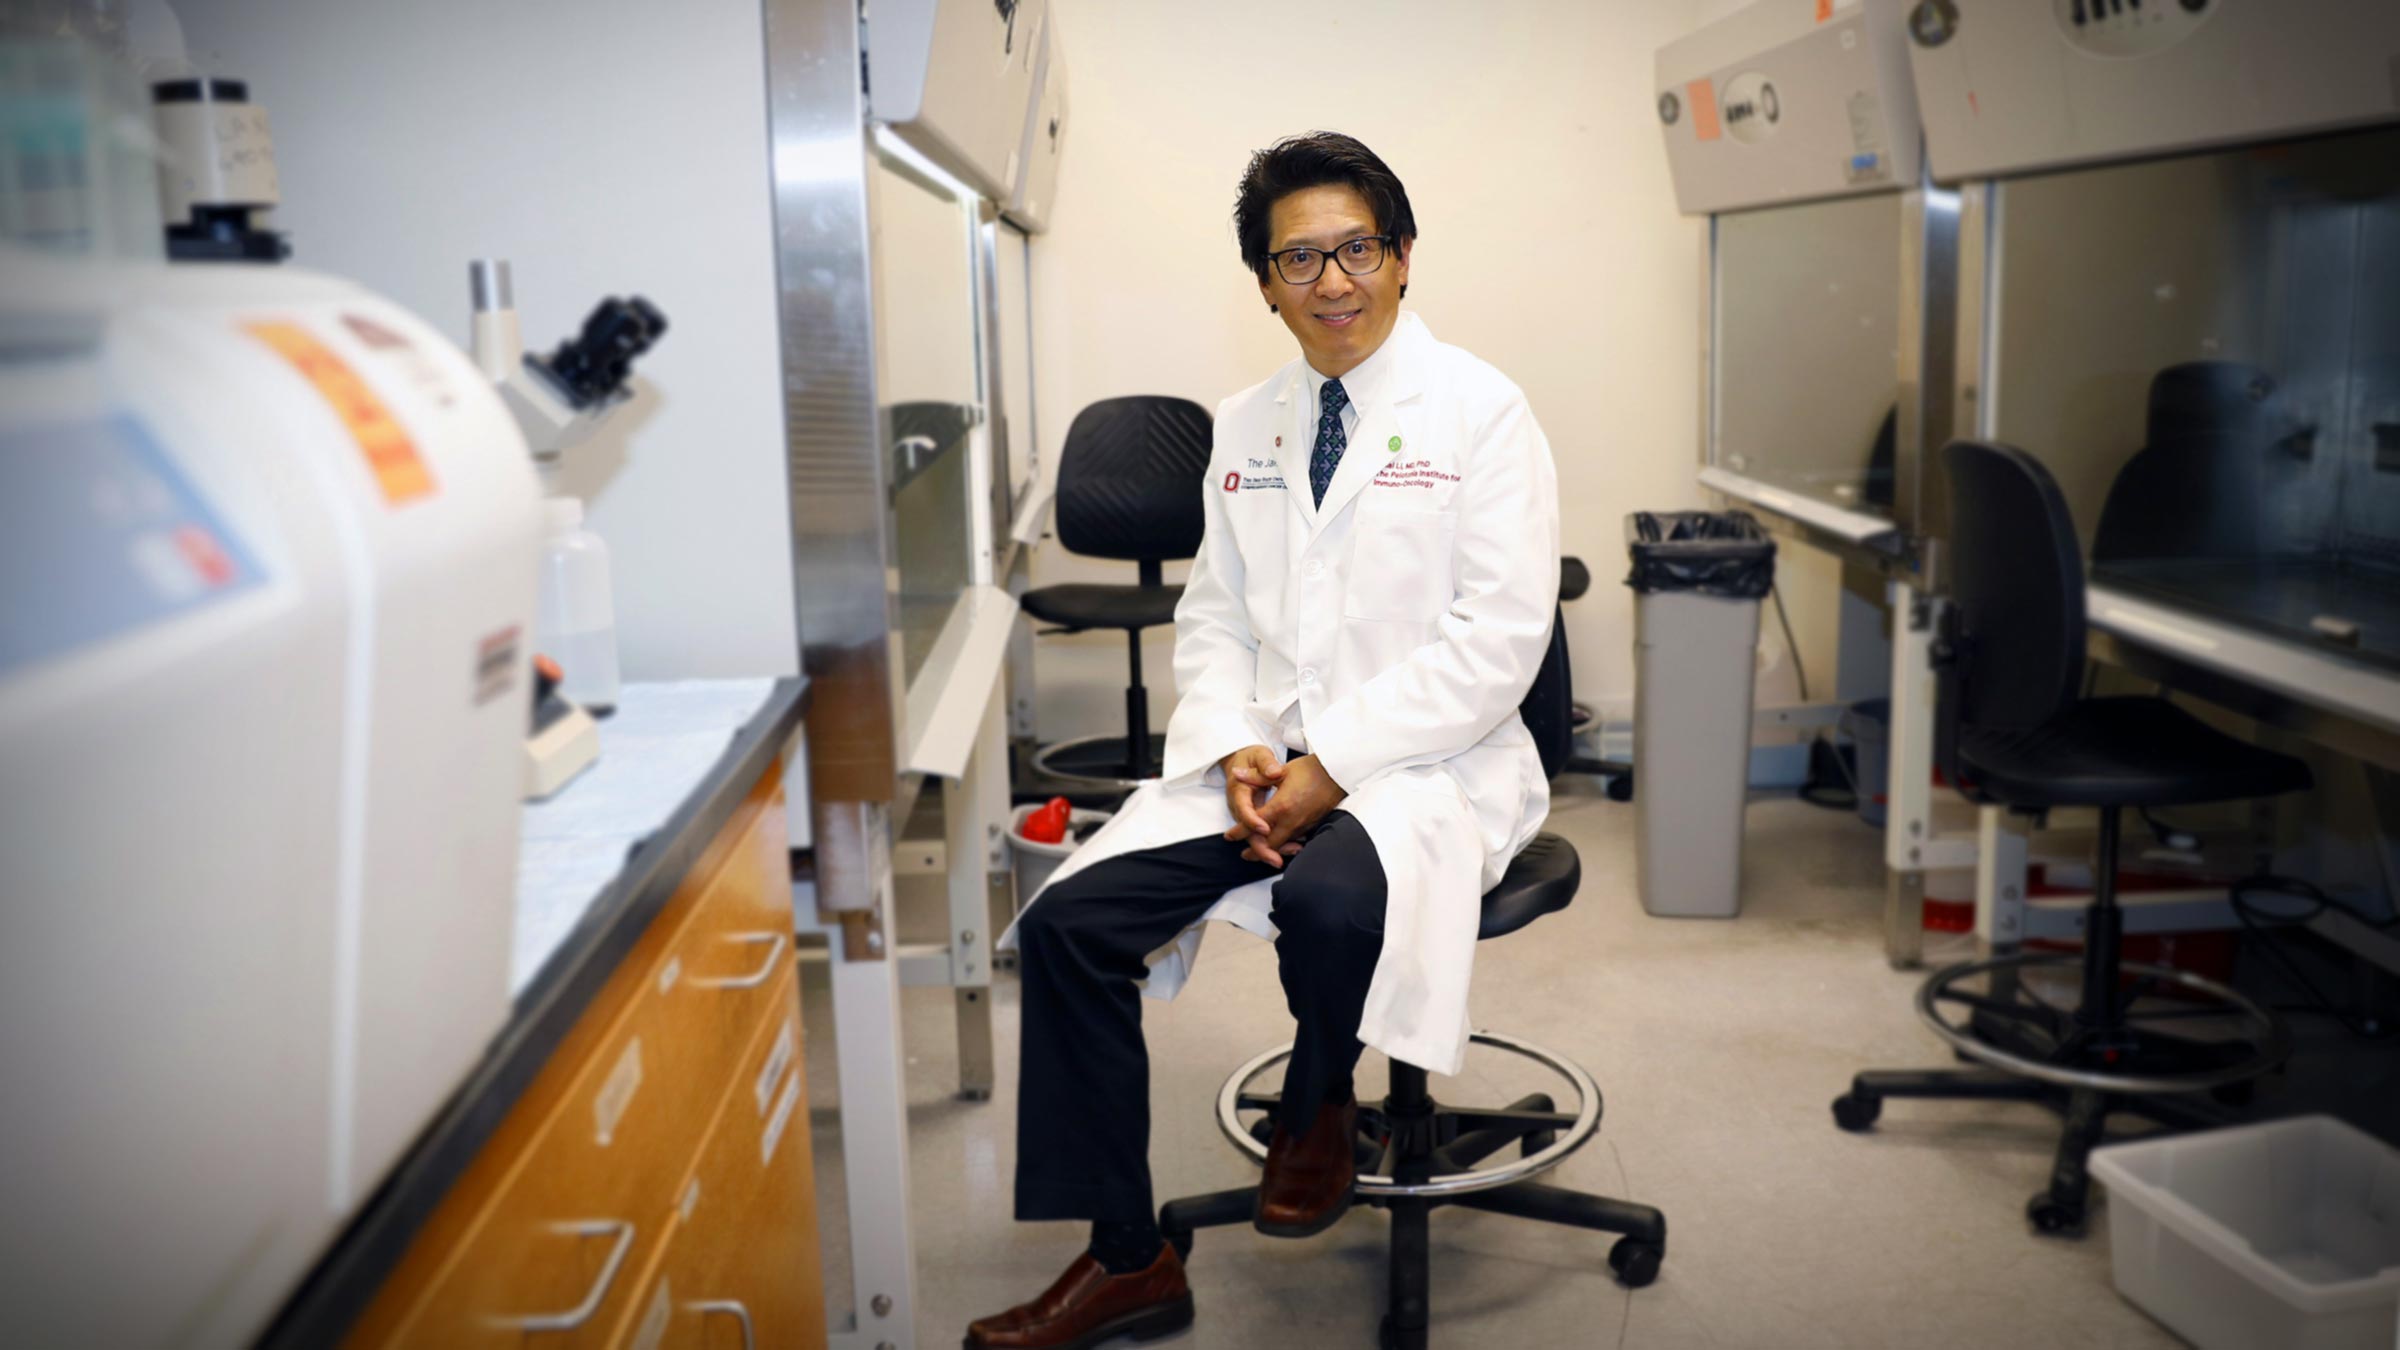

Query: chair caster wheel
[1605,776,1633,803]
[1248,1116,1276,1146]
[1608,1237,1663,1289]
[2026,1193,2087,1237]
[1378,1314,1426,1350]
[958,1088,992,1103]
[1831,1093,1882,1132]
[1522,1130,1558,1157]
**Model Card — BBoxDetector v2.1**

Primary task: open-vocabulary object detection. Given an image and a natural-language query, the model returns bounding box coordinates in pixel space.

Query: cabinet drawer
[374,797,793,1346]
[653,789,796,1084]
[621,967,823,1350]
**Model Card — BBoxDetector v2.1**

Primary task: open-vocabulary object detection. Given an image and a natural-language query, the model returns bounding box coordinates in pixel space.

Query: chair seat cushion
[1961,696,2311,810]
[1479,833,1579,940]
[1021,583,1184,632]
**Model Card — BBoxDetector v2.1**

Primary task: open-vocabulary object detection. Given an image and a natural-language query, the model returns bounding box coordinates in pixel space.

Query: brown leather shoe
[1254,1094,1358,1238]
[962,1243,1193,1350]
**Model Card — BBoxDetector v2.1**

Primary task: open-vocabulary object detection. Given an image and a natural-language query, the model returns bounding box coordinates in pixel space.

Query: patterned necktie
[1310,377,1349,508]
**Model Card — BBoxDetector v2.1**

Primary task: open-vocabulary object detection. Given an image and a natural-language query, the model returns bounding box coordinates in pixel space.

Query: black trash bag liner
[1624,510,1776,599]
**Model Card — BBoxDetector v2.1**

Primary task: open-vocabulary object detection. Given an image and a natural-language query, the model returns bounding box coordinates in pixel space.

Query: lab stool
[1158,833,1667,1350]
[1830,441,2308,1237]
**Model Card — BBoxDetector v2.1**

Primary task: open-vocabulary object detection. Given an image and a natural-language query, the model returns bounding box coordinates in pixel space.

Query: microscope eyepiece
[529,295,669,409]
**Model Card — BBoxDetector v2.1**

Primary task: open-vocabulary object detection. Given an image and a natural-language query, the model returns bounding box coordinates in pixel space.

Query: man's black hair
[1234,132,1417,298]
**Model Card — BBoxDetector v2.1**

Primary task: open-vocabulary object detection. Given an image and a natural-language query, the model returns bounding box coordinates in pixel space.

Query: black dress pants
[1012,811,1388,1225]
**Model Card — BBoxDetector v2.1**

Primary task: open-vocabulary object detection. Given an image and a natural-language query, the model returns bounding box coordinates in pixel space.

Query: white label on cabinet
[594,1037,643,1146]
[630,1276,671,1350]
[755,1015,798,1118]
[761,1068,802,1167]
[658,956,682,994]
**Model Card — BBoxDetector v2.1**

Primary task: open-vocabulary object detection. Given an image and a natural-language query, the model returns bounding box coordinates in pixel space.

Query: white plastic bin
[2089,1116,2400,1350]
[1007,803,1112,915]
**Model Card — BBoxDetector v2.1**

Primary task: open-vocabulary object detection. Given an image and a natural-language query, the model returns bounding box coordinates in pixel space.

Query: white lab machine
[867,0,1051,202]
[1902,0,2400,181]
[0,252,540,1348]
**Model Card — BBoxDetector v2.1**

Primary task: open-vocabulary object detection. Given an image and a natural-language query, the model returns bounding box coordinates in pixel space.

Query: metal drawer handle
[692,932,787,990]
[489,1219,635,1331]
[687,1298,756,1350]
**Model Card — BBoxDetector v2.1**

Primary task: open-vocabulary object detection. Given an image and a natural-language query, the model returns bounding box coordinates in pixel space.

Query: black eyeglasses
[1266,234,1394,286]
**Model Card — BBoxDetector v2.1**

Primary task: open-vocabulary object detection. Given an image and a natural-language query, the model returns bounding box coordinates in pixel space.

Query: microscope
[469,259,668,797]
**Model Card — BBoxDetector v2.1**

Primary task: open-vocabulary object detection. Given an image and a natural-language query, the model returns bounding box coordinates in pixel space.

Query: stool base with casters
[1835,941,2290,1236]
[1159,1030,1665,1350]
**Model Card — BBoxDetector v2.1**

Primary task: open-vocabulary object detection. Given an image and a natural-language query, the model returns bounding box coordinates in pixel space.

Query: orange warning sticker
[243,320,436,505]
[1687,78,1722,143]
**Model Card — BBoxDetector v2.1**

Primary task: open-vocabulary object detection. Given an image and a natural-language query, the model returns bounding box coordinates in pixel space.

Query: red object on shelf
[1924,898,1975,934]
[2022,865,2241,988]
[1019,796,1072,844]
[1919,864,2240,988]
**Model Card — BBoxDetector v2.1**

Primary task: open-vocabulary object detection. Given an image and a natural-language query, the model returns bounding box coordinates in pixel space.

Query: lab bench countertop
[259,675,809,1349]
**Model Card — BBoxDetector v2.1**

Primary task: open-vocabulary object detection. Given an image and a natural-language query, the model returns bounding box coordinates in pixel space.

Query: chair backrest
[1518,605,1573,781]
[1941,440,2086,734]
[2092,361,2295,564]
[1054,395,1213,563]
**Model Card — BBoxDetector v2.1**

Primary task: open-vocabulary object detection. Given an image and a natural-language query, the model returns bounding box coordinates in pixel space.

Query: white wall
[172,0,796,681]
[1022,0,1843,743]
[173,0,1850,727]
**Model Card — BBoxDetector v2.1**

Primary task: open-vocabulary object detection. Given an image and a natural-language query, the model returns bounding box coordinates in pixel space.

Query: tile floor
[805,786,2196,1349]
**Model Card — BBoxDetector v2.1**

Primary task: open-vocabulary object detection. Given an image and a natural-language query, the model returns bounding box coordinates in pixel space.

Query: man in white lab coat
[969,133,1560,1350]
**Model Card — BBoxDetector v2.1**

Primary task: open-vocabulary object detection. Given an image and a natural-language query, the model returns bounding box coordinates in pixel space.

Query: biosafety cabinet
[1839,0,2400,970]
[1657,0,1951,563]
[1912,0,2400,735]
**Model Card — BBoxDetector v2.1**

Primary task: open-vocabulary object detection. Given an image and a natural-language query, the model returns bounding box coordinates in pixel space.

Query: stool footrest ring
[1913,953,2289,1095]
[1215,1031,1604,1199]
[1030,734,1156,789]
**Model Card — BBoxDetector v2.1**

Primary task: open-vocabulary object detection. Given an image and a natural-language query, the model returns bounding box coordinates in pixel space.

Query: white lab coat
[1004,314,1560,1075]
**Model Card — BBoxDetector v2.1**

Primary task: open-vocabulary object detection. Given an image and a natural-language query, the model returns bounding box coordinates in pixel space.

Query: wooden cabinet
[623,963,823,1350]
[346,771,824,1350]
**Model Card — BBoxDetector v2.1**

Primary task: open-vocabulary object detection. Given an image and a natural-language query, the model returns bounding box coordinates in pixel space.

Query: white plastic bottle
[535,497,620,714]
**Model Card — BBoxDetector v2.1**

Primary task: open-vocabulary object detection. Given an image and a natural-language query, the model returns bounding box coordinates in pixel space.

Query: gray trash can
[1628,511,1776,918]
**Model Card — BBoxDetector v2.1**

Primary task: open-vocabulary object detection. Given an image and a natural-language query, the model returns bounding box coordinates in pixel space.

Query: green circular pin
[1387,435,1402,453]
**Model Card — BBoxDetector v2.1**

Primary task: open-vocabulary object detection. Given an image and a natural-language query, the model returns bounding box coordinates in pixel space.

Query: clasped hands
[1219,744,1346,868]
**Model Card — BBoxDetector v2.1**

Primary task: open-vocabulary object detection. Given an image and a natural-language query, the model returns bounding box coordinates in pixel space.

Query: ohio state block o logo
[1223,471,1241,492]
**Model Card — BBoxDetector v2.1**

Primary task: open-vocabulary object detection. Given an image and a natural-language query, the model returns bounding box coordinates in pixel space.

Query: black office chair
[1021,396,1213,788]
[1832,440,2308,1236]
[1159,606,1668,1350]
[2092,362,2312,564]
